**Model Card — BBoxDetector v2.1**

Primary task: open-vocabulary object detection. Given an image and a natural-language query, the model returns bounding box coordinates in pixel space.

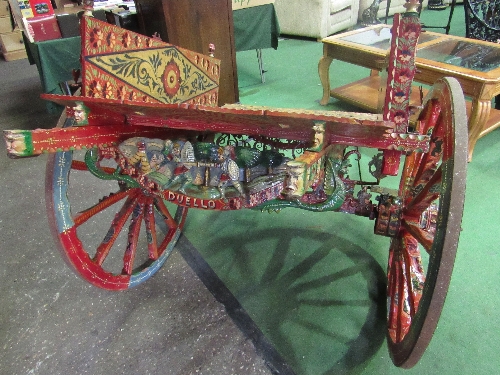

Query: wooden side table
[319,25,500,161]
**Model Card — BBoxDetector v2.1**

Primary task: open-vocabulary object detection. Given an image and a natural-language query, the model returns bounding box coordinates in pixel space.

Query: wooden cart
[3,2,467,368]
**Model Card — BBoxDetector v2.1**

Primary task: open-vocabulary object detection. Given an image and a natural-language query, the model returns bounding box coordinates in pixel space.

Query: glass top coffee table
[318,24,500,161]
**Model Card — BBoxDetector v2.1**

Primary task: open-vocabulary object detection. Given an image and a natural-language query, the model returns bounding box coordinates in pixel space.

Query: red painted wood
[41,94,430,154]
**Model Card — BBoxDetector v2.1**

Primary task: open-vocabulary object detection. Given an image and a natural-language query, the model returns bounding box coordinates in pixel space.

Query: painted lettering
[164,190,217,210]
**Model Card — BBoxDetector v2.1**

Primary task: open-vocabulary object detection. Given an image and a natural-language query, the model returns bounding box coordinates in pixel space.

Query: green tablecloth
[27,4,279,113]
[233,4,280,51]
[25,35,81,113]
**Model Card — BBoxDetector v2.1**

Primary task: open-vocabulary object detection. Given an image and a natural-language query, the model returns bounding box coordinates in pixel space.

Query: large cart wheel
[46,114,188,290]
[386,77,467,367]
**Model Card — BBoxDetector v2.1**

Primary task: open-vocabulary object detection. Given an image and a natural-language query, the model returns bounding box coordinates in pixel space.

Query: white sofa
[273,0,360,39]
[358,0,429,21]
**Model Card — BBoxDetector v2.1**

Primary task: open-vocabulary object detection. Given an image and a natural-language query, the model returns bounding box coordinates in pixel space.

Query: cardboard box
[2,47,27,60]
[0,29,24,52]
[232,0,274,10]
[0,15,12,32]
[0,0,10,17]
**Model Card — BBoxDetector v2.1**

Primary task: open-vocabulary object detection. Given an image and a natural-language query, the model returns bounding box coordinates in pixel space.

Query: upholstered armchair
[273,0,360,39]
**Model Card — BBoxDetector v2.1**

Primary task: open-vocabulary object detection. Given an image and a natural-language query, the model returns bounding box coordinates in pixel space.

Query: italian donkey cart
[4,1,467,368]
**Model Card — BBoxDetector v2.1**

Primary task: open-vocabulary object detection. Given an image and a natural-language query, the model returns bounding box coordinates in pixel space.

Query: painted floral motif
[383,14,421,132]
[116,86,127,100]
[134,35,143,48]
[81,16,221,105]
[88,80,102,98]
[102,81,113,99]
[122,32,131,48]
[89,27,103,49]
[106,32,116,49]
[162,59,182,98]
[87,48,218,104]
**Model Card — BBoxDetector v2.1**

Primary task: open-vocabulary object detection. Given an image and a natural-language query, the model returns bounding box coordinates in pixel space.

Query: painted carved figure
[216,146,244,197]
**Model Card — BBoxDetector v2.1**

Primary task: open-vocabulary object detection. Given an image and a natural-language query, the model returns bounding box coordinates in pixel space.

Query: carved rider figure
[164,141,195,194]
[217,146,244,198]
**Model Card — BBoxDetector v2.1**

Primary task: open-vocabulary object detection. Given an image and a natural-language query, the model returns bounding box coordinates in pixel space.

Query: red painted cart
[4,1,467,368]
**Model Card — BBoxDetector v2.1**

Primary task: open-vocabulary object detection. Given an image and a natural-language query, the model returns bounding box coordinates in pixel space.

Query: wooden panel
[134,0,169,41]
[160,0,238,106]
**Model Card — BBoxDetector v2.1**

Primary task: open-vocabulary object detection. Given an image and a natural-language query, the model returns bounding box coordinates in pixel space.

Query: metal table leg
[256,49,265,83]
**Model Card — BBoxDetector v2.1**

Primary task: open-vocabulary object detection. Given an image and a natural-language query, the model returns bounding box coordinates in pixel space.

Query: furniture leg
[444,0,457,34]
[256,49,265,83]
[467,97,491,161]
[318,54,334,105]
[385,0,391,23]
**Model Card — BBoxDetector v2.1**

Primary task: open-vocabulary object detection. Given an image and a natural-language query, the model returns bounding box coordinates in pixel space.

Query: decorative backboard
[80,16,221,106]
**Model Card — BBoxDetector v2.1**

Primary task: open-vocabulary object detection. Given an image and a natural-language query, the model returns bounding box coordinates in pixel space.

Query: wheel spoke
[396,250,408,342]
[73,188,140,227]
[402,232,425,315]
[405,165,442,216]
[409,152,437,193]
[387,240,400,343]
[418,98,442,136]
[387,233,425,343]
[144,198,159,260]
[155,198,177,229]
[402,218,433,254]
[93,193,139,266]
[399,100,443,203]
[122,198,145,275]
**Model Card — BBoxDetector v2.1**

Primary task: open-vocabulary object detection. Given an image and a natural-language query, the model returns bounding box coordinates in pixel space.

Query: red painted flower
[116,86,127,100]
[102,81,113,98]
[106,32,116,49]
[134,35,143,48]
[89,27,103,49]
[88,80,102,98]
[161,59,182,98]
[122,32,132,48]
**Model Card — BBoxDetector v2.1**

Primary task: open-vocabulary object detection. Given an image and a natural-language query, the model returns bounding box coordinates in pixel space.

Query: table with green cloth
[26,4,280,113]
[24,35,82,113]
[233,3,280,52]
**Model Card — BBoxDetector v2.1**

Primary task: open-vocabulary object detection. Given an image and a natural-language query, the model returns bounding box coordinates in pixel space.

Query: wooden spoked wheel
[386,77,467,367]
[46,115,188,290]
